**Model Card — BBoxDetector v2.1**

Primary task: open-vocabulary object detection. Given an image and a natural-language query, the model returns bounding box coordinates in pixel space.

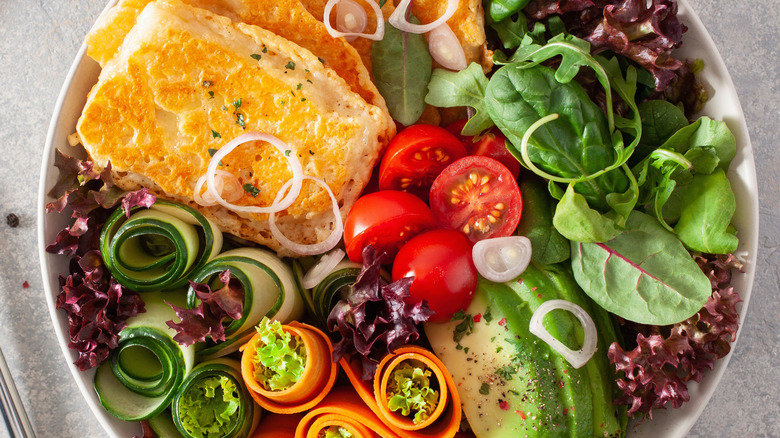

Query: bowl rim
[35,0,759,436]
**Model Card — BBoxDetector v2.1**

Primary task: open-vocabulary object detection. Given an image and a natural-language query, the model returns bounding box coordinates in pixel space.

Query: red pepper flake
[536,293,544,298]
[562,370,568,374]
[563,408,569,416]
[559,380,565,388]
[499,401,510,411]
[517,278,523,284]
[22,281,29,289]
[516,410,527,420]
[498,318,506,326]
[531,286,537,291]
[473,313,482,323]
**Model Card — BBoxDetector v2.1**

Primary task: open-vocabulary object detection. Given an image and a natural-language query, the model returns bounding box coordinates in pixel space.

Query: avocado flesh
[424,263,626,437]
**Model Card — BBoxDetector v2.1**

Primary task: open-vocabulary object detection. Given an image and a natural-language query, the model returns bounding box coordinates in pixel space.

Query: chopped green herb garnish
[207,148,218,156]
[304,68,310,73]
[236,113,246,128]
[280,100,286,105]
[211,130,221,139]
[483,306,493,323]
[317,57,325,64]
[496,365,516,381]
[378,0,387,6]
[451,311,474,345]
[243,183,260,197]
[202,80,213,88]
[233,98,242,110]
[222,105,228,111]
[208,91,215,99]
[296,83,303,90]
[284,150,291,157]
[285,61,296,70]
[262,46,268,53]
[496,346,503,353]
[464,347,470,354]
[479,383,490,395]
[308,150,315,155]
[250,53,262,60]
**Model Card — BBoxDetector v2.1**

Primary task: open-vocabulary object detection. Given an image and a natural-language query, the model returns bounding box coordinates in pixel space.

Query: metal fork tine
[0,347,35,438]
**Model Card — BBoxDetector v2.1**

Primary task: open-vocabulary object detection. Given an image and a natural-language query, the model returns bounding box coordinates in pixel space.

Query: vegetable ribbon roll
[340,345,462,438]
[192,247,305,360]
[171,358,262,438]
[296,386,396,438]
[241,320,338,414]
[93,292,196,421]
[100,200,223,292]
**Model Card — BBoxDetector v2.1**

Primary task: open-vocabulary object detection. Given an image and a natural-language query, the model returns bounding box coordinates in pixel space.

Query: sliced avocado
[425,263,626,437]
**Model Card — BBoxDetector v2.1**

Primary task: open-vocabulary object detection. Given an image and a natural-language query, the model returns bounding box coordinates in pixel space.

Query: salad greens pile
[425,0,742,418]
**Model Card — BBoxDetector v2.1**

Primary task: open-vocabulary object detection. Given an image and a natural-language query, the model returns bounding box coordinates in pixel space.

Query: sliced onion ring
[472,236,532,283]
[194,170,243,206]
[529,299,598,369]
[205,132,303,214]
[428,23,467,71]
[269,176,344,256]
[388,0,458,34]
[324,0,385,41]
[302,248,346,289]
[336,0,369,41]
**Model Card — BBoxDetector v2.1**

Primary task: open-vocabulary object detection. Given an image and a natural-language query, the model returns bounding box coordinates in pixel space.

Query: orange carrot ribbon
[296,386,397,438]
[241,321,338,414]
[340,345,462,438]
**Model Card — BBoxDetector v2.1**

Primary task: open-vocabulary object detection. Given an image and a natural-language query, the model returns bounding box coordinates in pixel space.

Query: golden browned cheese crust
[86,0,394,133]
[78,0,393,255]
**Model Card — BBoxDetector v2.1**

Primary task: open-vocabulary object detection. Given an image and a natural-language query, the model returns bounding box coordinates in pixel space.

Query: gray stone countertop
[0,1,777,437]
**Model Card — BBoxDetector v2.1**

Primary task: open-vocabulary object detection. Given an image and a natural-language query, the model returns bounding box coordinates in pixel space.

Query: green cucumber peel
[386,360,439,424]
[100,200,222,292]
[172,359,257,438]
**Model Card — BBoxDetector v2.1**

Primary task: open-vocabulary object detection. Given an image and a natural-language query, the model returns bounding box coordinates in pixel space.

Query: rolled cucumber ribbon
[294,258,362,326]
[171,358,262,438]
[93,291,196,421]
[100,200,223,292]
[190,248,305,360]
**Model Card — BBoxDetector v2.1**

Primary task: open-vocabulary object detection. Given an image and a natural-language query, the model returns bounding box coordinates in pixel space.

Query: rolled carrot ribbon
[240,321,338,414]
[339,345,462,438]
[251,413,304,438]
[296,386,397,438]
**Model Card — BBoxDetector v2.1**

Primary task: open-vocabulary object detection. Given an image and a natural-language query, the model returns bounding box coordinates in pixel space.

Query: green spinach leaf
[425,63,493,135]
[571,211,711,325]
[372,19,432,126]
[674,169,738,254]
[515,175,570,264]
[632,100,689,163]
[486,0,531,22]
[486,63,628,210]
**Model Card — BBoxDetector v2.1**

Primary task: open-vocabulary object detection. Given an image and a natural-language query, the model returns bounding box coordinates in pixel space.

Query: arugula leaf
[674,170,738,254]
[372,18,432,126]
[571,211,712,325]
[425,63,493,135]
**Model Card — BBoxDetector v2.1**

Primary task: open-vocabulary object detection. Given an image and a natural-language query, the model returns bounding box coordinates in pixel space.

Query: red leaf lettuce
[166,270,244,346]
[607,253,743,418]
[46,151,151,370]
[327,246,434,380]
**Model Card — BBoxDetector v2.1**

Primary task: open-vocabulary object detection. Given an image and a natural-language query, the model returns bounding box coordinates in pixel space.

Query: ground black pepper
[6,213,19,228]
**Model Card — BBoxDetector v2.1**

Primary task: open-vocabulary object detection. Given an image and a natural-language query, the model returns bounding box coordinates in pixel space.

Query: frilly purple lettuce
[166,270,244,346]
[607,253,743,418]
[327,246,434,380]
[46,151,152,371]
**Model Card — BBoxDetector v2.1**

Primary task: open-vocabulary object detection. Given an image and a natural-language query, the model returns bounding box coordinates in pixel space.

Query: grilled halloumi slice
[86,0,393,130]
[77,0,394,254]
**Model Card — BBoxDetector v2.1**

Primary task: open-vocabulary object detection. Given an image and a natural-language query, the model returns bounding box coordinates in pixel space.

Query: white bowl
[36,0,758,436]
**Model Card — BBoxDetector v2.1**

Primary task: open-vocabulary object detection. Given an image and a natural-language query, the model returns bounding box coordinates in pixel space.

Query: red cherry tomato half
[392,229,477,323]
[446,120,521,179]
[343,190,437,263]
[378,124,467,201]
[429,156,523,243]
